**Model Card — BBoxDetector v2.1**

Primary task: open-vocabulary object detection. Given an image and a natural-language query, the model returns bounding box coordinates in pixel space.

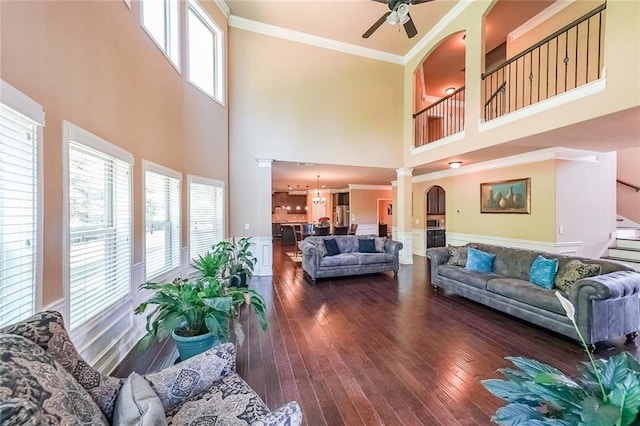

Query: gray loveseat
[0,311,302,425]
[426,243,640,346]
[299,235,403,282]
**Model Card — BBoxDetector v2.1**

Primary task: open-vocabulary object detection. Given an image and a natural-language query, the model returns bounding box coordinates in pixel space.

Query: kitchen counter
[426,227,446,231]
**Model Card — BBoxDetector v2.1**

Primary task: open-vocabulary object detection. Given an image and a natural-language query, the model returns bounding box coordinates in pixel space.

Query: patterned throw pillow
[0,333,108,425]
[465,247,496,273]
[373,237,387,253]
[447,245,468,266]
[0,311,123,421]
[554,260,602,294]
[529,255,559,289]
[308,239,327,257]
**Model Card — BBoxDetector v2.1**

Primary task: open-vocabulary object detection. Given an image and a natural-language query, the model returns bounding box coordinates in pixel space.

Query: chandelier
[312,175,326,205]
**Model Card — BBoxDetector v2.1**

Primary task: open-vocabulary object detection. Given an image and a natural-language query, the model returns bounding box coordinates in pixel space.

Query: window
[188,176,224,261]
[144,161,181,281]
[141,0,180,69]
[187,0,224,102]
[0,81,44,328]
[63,122,133,331]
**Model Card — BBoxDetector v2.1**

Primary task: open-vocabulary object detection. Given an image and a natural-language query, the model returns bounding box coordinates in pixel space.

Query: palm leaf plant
[482,291,640,425]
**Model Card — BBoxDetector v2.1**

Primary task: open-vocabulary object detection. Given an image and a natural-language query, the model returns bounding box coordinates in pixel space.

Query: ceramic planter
[171,330,220,361]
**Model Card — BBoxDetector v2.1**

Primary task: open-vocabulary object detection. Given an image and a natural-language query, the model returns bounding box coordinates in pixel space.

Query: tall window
[64,122,133,331]
[141,0,180,69]
[144,161,181,281]
[0,81,44,328]
[187,0,223,102]
[189,176,224,261]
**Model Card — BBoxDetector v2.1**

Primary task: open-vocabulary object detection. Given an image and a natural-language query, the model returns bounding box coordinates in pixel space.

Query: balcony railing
[413,87,465,148]
[482,3,606,121]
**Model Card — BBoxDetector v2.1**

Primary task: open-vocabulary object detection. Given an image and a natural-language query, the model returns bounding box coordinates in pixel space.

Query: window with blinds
[65,125,132,331]
[144,163,181,281]
[0,103,40,328]
[189,176,224,261]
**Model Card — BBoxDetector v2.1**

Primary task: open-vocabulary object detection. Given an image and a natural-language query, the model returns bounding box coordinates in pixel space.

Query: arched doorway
[425,185,446,248]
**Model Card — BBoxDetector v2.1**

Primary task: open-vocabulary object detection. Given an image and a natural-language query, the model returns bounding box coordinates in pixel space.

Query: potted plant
[134,249,267,361]
[317,217,331,227]
[217,237,257,287]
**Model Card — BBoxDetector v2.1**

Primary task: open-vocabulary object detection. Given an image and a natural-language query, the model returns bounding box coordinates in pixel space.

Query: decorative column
[254,158,273,276]
[395,167,414,265]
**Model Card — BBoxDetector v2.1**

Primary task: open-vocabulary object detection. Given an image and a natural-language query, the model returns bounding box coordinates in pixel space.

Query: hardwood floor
[117,242,640,425]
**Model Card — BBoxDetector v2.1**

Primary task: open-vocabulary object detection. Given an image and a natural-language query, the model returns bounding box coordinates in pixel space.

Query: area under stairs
[603,228,640,272]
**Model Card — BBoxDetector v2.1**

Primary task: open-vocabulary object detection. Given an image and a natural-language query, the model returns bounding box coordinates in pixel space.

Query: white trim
[213,0,230,18]
[36,116,44,314]
[509,0,575,43]
[403,0,474,64]
[187,174,225,189]
[142,159,182,180]
[348,184,392,191]
[396,167,414,177]
[41,298,65,313]
[229,15,404,65]
[396,231,414,264]
[412,227,426,256]
[356,224,378,236]
[122,0,131,10]
[252,236,273,276]
[445,232,583,256]
[479,76,607,133]
[100,324,146,375]
[411,131,466,155]
[256,158,274,168]
[412,147,601,183]
[0,79,45,125]
[63,121,134,164]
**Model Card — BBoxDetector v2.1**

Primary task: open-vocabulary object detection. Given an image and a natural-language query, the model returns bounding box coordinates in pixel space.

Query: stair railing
[617,179,640,192]
[413,86,465,148]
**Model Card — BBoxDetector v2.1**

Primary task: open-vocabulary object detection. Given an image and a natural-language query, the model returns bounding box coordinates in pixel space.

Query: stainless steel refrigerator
[334,205,350,227]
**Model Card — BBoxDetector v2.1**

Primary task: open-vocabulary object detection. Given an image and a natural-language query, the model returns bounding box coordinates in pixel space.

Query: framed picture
[480,178,531,214]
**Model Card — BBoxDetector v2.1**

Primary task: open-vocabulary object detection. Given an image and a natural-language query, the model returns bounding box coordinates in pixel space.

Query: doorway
[377,199,392,238]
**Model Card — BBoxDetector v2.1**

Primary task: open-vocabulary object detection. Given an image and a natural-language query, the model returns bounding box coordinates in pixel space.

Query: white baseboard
[446,232,583,256]
[356,223,378,236]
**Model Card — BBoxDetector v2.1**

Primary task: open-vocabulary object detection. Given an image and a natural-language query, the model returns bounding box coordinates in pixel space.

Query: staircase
[603,228,640,272]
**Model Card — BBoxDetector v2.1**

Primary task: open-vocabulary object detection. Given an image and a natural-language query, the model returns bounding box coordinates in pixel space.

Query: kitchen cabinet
[426,230,446,248]
[272,193,307,213]
[427,186,445,215]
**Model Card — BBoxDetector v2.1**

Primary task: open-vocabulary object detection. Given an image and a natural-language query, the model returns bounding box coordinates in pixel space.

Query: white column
[396,167,414,265]
[254,158,273,276]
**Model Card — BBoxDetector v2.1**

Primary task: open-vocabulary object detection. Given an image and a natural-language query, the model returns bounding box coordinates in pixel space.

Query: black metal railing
[413,86,465,147]
[482,3,606,121]
[618,179,640,192]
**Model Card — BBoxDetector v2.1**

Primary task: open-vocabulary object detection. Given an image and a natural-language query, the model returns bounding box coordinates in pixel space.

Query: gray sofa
[299,235,403,282]
[0,311,302,425]
[426,243,640,346]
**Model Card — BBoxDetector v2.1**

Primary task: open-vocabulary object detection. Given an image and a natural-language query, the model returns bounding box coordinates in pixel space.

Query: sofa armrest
[384,240,403,272]
[298,240,316,256]
[252,401,303,426]
[569,270,640,302]
[426,247,450,266]
[145,343,236,411]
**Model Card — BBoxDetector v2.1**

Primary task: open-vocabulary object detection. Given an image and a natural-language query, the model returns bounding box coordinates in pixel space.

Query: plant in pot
[134,248,267,361]
[217,237,257,287]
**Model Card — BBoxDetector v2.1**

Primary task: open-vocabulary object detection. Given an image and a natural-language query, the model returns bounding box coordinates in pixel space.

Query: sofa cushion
[447,245,468,266]
[487,278,565,315]
[114,372,167,426]
[355,253,393,265]
[323,238,340,256]
[529,255,559,289]
[358,238,376,253]
[438,265,502,290]
[0,310,123,420]
[308,238,327,257]
[374,237,387,253]
[335,237,359,253]
[0,333,109,425]
[466,247,496,273]
[320,253,358,267]
[554,259,602,294]
[492,248,540,280]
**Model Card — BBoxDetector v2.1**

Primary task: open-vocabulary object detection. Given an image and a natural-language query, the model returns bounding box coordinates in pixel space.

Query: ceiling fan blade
[411,0,434,4]
[370,0,389,3]
[403,14,418,38]
[362,12,391,39]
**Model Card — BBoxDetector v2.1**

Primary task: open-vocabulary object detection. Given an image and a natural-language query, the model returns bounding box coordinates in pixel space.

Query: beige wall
[0,0,229,305]
[617,147,640,224]
[350,188,392,225]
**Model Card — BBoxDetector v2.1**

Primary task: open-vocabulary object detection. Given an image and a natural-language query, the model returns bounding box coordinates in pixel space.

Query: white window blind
[67,137,132,330]
[189,177,224,261]
[0,104,39,327]
[145,166,181,280]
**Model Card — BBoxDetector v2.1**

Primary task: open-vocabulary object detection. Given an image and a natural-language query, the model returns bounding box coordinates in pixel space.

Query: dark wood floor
[116,242,639,425]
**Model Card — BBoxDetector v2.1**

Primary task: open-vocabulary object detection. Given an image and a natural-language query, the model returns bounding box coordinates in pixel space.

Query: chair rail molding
[446,232,583,256]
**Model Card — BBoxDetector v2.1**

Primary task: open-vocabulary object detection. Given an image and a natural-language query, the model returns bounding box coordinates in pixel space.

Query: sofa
[299,235,403,282]
[426,243,640,346]
[0,311,302,425]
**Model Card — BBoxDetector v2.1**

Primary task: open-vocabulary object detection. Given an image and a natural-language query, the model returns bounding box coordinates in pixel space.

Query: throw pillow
[113,373,167,426]
[554,260,602,294]
[373,237,387,253]
[465,247,496,273]
[529,255,559,289]
[447,245,468,266]
[323,238,340,256]
[310,239,327,257]
[358,239,376,253]
[0,333,108,425]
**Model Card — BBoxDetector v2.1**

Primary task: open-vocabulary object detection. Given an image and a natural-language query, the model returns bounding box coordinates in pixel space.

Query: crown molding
[229,15,404,64]
[412,147,600,183]
[256,158,274,168]
[349,184,393,191]
[212,0,230,18]
[508,0,574,43]
[396,167,414,177]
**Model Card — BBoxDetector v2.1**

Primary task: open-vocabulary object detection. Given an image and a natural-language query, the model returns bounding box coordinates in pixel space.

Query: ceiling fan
[362,0,434,39]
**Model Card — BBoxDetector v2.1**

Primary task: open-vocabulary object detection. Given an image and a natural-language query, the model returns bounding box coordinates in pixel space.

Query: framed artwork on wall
[480,178,531,214]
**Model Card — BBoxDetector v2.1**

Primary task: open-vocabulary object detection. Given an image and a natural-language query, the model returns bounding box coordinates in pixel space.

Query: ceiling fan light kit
[362,0,434,39]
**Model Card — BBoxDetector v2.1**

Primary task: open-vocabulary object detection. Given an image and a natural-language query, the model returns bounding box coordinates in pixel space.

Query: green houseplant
[482,291,640,425]
[217,237,257,287]
[134,247,267,361]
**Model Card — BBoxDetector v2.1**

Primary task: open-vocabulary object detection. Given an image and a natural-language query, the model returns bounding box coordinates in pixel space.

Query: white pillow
[113,372,167,426]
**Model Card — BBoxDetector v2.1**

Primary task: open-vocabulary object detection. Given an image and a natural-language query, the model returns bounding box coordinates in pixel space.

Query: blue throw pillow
[323,238,340,256]
[358,239,376,253]
[465,247,496,273]
[529,255,559,289]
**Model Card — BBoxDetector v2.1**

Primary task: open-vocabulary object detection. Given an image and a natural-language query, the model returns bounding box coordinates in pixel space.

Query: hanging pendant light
[312,175,326,205]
